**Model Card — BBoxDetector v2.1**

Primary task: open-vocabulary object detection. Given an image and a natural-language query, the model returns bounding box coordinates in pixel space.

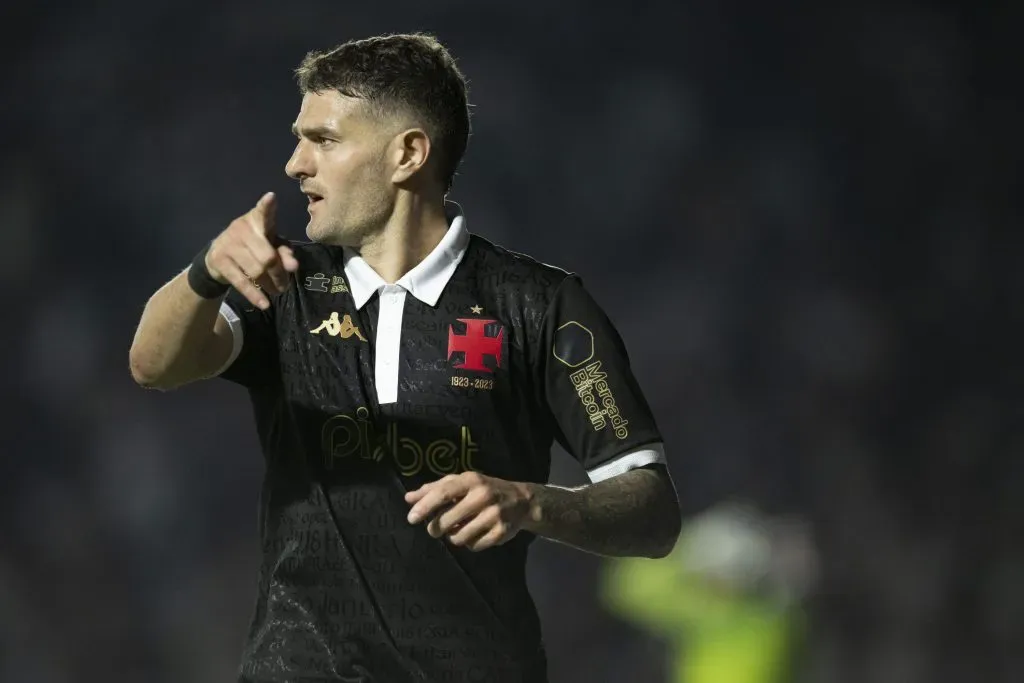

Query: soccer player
[129,33,681,683]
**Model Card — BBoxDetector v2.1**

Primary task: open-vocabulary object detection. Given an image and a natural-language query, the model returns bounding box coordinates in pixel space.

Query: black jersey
[217,206,666,683]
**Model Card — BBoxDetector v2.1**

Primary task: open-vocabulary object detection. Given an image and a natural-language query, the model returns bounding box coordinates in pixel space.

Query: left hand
[405,472,532,552]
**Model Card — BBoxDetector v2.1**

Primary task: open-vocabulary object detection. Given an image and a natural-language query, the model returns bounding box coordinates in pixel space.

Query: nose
[285,140,314,179]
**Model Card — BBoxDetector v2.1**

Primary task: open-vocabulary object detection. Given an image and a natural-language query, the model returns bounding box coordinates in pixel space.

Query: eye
[316,137,335,148]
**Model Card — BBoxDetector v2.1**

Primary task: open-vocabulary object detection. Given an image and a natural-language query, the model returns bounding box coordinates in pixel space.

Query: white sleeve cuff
[213,301,245,377]
[586,443,667,483]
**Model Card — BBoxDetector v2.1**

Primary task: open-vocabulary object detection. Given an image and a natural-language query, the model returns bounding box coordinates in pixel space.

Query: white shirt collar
[343,202,470,310]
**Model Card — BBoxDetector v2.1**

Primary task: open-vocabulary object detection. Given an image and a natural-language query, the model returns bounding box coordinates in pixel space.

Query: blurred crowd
[1,1,1020,682]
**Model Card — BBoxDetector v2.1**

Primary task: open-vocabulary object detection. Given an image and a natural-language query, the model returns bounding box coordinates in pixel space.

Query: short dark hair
[295,33,471,194]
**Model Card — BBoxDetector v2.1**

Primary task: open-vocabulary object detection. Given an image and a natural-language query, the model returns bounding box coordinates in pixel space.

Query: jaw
[305,212,349,247]
[304,211,327,243]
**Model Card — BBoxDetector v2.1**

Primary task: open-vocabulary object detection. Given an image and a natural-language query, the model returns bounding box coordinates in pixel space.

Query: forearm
[520,467,681,558]
[129,270,230,390]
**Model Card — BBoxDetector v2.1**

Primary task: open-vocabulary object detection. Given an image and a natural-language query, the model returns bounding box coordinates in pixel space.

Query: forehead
[293,90,368,130]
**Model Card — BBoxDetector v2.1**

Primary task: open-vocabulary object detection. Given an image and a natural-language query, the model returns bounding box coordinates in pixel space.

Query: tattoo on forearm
[526,467,681,558]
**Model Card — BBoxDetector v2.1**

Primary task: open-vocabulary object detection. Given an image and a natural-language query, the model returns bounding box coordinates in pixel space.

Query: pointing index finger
[250,192,277,236]
[255,191,275,214]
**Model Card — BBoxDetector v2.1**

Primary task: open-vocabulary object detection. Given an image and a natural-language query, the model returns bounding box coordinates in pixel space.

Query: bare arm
[128,273,235,390]
[520,466,681,558]
[406,465,682,559]
[128,192,297,391]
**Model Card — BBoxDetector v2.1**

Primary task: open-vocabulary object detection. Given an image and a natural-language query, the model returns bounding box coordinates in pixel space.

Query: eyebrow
[291,124,337,139]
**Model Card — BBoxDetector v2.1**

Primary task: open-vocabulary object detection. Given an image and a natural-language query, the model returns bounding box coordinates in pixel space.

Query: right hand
[205,192,300,310]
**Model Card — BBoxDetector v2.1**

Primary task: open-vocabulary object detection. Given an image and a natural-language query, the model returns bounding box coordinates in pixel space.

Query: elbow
[643,515,681,559]
[648,492,683,559]
[644,526,680,559]
[647,521,681,559]
[128,347,171,390]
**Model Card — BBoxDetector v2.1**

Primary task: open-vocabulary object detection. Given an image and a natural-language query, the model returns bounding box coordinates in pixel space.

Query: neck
[357,193,449,284]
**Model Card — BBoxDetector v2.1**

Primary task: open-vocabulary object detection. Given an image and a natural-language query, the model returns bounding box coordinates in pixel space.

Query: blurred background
[1,1,1021,681]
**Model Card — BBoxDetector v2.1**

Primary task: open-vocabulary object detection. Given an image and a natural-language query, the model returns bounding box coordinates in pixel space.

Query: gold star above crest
[470,305,483,315]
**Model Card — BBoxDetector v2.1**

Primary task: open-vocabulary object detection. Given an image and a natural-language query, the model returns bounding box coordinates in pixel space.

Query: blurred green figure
[600,501,816,683]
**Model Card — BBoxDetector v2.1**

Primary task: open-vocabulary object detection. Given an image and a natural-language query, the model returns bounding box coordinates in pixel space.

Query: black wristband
[187,242,230,299]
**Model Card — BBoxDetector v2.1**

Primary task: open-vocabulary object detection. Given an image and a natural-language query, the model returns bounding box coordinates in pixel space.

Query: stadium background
[1,1,1020,681]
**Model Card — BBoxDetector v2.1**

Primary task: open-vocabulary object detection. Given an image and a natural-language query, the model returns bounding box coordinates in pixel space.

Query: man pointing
[130,32,680,683]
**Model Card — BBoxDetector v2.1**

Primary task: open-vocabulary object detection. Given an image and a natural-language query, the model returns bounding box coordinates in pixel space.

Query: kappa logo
[448,318,503,373]
[311,312,367,342]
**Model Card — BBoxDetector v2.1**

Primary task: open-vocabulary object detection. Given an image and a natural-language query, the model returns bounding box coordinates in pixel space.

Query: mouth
[302,187,325,207]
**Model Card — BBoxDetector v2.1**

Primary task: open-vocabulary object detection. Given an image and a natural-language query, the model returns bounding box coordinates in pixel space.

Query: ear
[389,128,431,185]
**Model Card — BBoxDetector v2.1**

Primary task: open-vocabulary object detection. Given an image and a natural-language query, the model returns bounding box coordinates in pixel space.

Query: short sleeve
[215,287,279,388]
[538,276,666,482]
